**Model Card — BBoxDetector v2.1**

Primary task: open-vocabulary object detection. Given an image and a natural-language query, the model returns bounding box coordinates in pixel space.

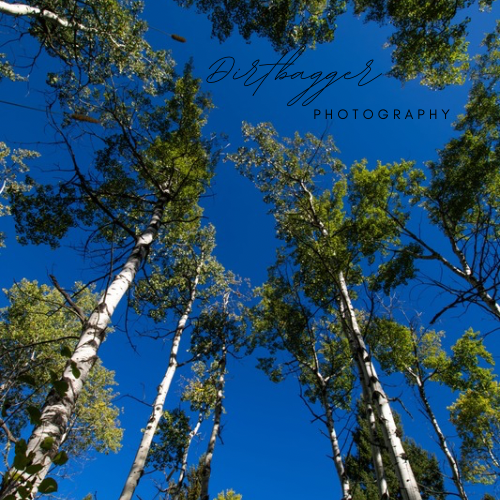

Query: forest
[0,1,499,499]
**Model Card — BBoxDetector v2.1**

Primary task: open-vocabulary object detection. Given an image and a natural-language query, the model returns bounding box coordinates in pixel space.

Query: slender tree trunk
[364,396,390,500]
[172,412,204,499]
[413,371,468,500]
[338,272,422,500]
[299,182,419,500]
[0,1,85,29]
[200,348,226,500]
[320,386,351,500]
[0,195,168,500]
[338,298,389,499]
[119,267,201,500]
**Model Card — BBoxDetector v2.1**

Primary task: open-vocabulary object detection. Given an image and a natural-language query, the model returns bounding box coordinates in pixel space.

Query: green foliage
[214,490,242,500]
[148,409,192,472]
[0,53,21,82]
[251,262,355,410]
[346,403,445,500]
[0,143,38,248]
[37,478,58,494]
[176,461,204,500]
[9,61,215,255]
[189,285,246,361]
[353,0,477,87]
[174,0,346,52]
[181,362,220,416]
[6,439,59,499]
[0,280,123,457]
[176,0,494,87]
[347,24,500,321]
[369,320,500,484]
[132,219,225,324]
[446,333,500,484]
[232,122,409,290]
[1,0,158,86]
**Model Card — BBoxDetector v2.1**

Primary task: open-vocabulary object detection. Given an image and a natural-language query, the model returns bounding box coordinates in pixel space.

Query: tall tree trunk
[199,348,226,500]
[338,300,389,499]
[320,385,351,500]
[299,182,419,500]
[364,396,390,500]
[0,1,86,30]
[172,412,204,500]
[412,370,468,500]
[119,266,201,500]
[26,418,73,497]
[338,272,422,500]
[0,195,168,500]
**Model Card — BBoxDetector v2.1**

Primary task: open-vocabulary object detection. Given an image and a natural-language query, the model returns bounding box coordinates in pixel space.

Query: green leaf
[53,379,69,397]
[71,360,81,379]
[60,345,72,357]
[52,451,68,466]
[2,401,11,417]
[17,485,30,499]
[13,454,28,471]
[38,478,58,494]
[13,440,28,469]
[14,439,27,457]
[26,406,42,426]
[25,463,44,475]
[18,374,37,387]
[40,437,55,451]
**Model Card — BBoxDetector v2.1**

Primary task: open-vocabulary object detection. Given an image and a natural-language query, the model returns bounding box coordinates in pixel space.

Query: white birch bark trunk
[200,349,226,500]
[0,1,85,30]
[172,413,204,499]
[26,421,73,497]
[364,396,390,499]
[413,372,468,500]
[339,299,389,499]
[299,187,408,500]
[337,271,421,500]
[0,195,168,500]
[320,386,351,500]
[119,267,201,500]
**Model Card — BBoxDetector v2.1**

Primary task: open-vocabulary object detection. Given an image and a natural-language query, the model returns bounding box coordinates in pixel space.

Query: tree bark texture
[0,196,168,500]
[119,266,201,500]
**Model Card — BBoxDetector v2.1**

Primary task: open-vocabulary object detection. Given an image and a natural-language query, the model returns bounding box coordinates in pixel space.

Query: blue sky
[1,1,500,499]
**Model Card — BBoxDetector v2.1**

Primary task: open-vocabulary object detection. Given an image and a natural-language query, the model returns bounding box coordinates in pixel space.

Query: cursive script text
[206,46,382,106]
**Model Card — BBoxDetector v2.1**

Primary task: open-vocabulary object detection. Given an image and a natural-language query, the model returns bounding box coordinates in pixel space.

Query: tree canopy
[0,1,499,499]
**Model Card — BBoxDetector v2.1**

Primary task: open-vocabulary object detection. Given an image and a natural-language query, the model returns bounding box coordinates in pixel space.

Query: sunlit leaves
[0,280,123,457]
[148,409,192,472]
[369,320,500,484]
[177,0,493,87]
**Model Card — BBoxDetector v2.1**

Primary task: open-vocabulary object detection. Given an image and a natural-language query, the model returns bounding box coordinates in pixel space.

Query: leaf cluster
[0,280,123,457]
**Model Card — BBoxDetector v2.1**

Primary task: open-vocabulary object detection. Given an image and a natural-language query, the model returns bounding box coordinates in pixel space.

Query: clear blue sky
[1,1,499,499]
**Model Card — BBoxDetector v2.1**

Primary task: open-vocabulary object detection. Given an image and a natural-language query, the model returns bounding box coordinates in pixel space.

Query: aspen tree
[371,321,500,487]
[0,280,122,458]
[249,262,354,500]
[0,65,215,499]
[190,289,246,500]
[119,223,225,500]
[232,123,423,500]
